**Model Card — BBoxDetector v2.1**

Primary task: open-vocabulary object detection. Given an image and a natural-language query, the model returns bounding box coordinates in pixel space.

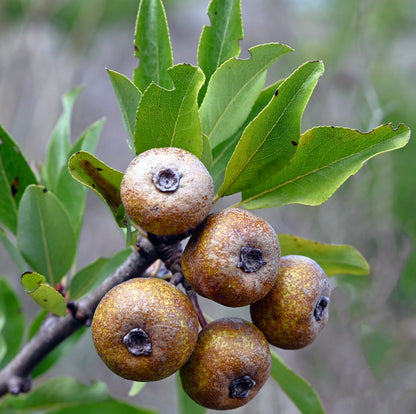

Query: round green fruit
[250,255,331,350]
[179,317,271,410]
[120,147,214,236]
[182,208,281,307]
[91,277,199,382]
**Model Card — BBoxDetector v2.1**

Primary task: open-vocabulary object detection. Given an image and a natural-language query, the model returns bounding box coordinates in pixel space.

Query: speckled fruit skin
[179,318,271,410]
[250,255,331,350]
[182,208,281,307]
[120,147,214,236]
[91,277,199,382]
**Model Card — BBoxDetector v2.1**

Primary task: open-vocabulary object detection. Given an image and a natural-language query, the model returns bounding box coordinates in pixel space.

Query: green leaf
[0,377,158,414]
[107,69,142,145]
[176,373,206,414]
[43,87,82,192]
[49,401,158,414]
[69,248,132,300]
[211,79,284,192]
[279,234,370,276]
[134,64,205,157]
[21,272,67,317]
[218,61,324,197]
[17,185,77,286]
[68,151,124,224]
[128,382,146,397]
[0,125,37,234]
[197,0,243,103]
[271,350,325,414]
[133,0,173,92]
[0,227,27,273]
[55,119,104,239]
[0,278,24,369]
[200,134,213,171]
[28,310,86,378]
[199,42,292,149]
[242,123,411,209]
[0,333,5,367]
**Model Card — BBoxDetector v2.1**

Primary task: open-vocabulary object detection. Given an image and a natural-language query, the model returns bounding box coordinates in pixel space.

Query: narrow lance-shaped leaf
[55,119,104,240]
[135,64,205,157]
[197,0,243,104]
[218,60,324,198]
[133,0,173,92]
[0,125,37,234]
[199,42,293,149]
[68,151,124,224]
[241,123,410,209]
[17,185,77,286]
[0,278,24,369]
[43,87,82,192]
[21,272,67,317]
[107,69,141,147]
[279,234,370,276]
[271,350,326,414]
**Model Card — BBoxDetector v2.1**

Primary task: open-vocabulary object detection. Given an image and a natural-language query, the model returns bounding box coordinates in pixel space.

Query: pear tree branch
[0,235,157,398]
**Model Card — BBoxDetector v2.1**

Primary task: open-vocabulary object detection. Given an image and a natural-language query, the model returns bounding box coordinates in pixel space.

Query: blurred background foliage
[1,0,415,413]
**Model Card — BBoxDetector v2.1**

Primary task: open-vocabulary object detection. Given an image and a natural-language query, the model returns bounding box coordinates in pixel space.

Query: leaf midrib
[170,70,200,146]
[204,50,276,143]
[221,69,316,194]
[242,132,405,206]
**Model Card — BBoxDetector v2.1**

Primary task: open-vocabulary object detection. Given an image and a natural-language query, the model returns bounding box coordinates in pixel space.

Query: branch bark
[0,235,157,398]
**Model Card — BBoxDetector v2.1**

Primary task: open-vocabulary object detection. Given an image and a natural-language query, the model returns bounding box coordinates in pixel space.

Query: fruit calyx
[123,328,152,356]
[229,375,256,399]
[153,168,181,192]
[237,247,267,273]
[314,295,330,321]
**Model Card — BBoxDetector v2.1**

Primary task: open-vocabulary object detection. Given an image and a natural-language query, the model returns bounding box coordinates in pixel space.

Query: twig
[0,235,157,398]
[147,232,208,328]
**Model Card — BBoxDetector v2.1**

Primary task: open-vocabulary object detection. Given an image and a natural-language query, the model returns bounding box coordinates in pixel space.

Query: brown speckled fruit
[182,208,281,307]
[250,255,331,350]
[179,317,271,410]
[91,277,199,382]
[120,147,214,236]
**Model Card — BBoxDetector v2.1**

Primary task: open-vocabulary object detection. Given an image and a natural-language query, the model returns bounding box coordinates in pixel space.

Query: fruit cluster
[91,147,331,410]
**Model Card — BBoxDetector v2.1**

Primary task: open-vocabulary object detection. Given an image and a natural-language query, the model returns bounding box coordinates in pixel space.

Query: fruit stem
[147,232,208,329]
[182,278,208,328]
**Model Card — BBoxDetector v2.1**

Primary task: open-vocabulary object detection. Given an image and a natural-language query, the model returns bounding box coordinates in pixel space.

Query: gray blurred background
[1,0,416,413]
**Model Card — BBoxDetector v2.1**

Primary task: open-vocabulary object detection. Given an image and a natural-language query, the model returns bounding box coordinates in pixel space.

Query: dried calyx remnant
[237,247,267,273]
[229,375,256,399]
[123,328,152,356]
[153,168,182,192]
[314,296,330,321]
